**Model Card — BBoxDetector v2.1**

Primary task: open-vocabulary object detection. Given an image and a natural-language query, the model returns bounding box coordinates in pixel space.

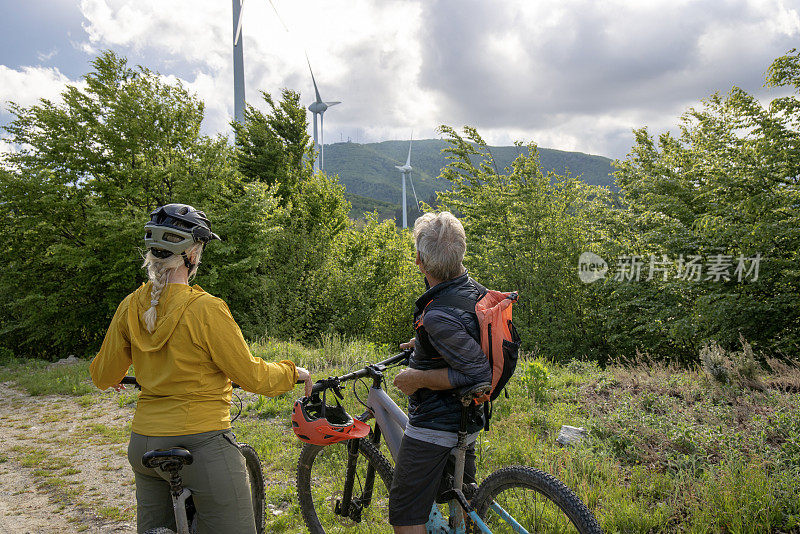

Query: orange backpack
[473,290,521,403]
[423,287,521,404]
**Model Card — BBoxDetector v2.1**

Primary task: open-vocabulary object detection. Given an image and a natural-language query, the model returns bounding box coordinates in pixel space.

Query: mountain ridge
[322,139,617,217]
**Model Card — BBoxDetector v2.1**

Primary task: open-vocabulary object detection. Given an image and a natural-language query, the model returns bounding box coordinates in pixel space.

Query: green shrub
[521,359,549,402]
[700,342,730,384]
[0,347,16,366]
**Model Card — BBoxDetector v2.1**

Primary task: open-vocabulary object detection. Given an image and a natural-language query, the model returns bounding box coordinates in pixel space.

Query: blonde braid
[141,252,181,333]
[141,243,205,333]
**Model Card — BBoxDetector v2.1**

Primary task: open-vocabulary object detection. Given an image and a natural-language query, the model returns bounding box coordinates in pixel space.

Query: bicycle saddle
[142,448,194,470]
[459,382,491,404]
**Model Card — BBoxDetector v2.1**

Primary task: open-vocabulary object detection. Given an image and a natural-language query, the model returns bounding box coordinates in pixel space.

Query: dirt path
[0,382,136,533]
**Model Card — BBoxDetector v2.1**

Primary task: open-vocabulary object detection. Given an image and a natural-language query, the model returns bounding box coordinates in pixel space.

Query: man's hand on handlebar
[296,366,312,397]
[399,337,416,351]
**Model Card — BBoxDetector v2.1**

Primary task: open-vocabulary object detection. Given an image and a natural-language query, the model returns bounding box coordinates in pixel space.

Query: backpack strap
[427,294,478,314]
[426,277,487,314]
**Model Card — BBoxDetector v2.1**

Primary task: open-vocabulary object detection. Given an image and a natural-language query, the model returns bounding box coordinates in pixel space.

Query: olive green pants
[128,430,256,534]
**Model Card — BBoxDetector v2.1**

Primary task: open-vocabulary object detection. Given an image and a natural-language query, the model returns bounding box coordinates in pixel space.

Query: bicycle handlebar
[118,376,251,390]
[310,349,411,395]
[117,348,411,395]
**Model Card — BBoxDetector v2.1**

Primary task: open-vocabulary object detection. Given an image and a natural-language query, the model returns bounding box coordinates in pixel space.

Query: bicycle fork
[335,425,382,522]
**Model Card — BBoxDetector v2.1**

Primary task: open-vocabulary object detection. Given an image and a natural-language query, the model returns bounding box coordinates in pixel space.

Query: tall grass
[239,341,800,532]
[0,359,93,396]
[3,337,799,531]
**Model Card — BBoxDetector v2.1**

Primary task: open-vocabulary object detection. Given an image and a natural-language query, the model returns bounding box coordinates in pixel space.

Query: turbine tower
[232,0,246,124]
[395,135,413,228]
[307,58,340,173]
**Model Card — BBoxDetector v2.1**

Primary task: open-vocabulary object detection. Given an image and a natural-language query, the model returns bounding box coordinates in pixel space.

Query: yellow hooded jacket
[90,283,298,436]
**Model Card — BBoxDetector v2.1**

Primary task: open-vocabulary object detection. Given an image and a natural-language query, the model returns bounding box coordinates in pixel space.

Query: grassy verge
[3,336,798,532]
[232,340,800,533]
[0,359,94,396]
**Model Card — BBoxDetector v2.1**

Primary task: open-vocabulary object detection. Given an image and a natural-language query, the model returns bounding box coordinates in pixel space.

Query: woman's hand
[400,337,416,350]
[296,366,312,397]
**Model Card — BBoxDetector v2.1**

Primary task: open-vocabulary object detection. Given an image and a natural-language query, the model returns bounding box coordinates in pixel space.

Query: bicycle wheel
[297,439,394,533]
[470,466,602,534]
[240,444,266,534]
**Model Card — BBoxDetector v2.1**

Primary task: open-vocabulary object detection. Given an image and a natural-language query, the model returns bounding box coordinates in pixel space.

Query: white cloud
[417,0,800,157]
[76,0,437,143]
[0,65,85,111]
[37,48,59,62]
[3,0,790,160]
[0,137,17,157]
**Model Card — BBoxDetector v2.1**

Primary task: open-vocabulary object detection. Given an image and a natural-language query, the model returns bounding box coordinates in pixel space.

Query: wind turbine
[307,58,340,173]
[232,0,289,124]
[395,135,414,228]
[232,0,246,124]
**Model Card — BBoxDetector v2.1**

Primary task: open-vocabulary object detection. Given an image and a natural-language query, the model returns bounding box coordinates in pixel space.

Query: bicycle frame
[316,353,499,534]
[172,488,193,534]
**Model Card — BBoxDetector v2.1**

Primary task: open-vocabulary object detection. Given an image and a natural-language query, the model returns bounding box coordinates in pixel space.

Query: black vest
[408,272,486,433]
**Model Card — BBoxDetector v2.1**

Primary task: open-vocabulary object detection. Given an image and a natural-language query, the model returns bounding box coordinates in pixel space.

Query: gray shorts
[128,430,257,534]
[388,435,476,526]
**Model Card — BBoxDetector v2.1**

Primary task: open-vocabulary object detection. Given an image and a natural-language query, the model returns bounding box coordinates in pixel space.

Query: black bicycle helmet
[144,203,220,266]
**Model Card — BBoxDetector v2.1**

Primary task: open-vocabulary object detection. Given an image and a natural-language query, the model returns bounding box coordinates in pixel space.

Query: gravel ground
[0,382,136,534]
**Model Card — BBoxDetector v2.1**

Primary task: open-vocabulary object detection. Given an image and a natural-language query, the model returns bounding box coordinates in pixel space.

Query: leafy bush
[701,342,730,385]
[436,126,615,360]
[0,347,16,366]
[521,359,549,402]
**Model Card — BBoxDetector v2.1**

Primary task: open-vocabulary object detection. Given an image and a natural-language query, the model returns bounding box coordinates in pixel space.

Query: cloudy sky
[1,0,799,159]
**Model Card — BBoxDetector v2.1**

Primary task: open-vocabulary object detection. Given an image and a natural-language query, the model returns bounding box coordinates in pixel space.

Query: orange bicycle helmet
[291,393,370,446]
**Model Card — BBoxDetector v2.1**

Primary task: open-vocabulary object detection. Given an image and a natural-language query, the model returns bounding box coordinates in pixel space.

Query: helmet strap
[181,251,194,271]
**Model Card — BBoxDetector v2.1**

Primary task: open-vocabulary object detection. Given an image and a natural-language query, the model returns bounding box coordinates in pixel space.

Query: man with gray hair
[390,211,491,532]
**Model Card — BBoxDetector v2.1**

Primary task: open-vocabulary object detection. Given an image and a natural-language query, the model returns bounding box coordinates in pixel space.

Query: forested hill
[323,139,616,205]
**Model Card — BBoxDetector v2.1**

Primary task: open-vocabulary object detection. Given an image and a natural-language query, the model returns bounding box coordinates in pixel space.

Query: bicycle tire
[470,466,602,534]
[297,439,394,533]
[240,444,266,534]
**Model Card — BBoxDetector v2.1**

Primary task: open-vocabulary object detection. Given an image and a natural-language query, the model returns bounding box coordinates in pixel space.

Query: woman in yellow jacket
[90,204,310,534]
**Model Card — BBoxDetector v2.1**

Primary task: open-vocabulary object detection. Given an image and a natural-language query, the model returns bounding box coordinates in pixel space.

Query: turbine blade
[408,172,421,212]
[234,0,246,45]
[305,53,323,103]
[406,135,412,166]
[325,101,341,106]
[395,165,403,171]
[265,0,290,32]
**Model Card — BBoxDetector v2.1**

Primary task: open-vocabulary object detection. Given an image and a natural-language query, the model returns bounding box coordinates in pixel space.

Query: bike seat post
[167,466,184,497]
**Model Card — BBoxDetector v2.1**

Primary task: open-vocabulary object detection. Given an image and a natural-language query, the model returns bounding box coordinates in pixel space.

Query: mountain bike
[295,350,602,534]
[120,376,265,534]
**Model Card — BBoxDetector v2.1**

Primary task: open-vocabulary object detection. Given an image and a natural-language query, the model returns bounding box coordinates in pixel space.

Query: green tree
[232,89,310,202]
[223,91,349,341]
[613,49,800,356]
[436,126,615,359]
[0,51,238,357]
